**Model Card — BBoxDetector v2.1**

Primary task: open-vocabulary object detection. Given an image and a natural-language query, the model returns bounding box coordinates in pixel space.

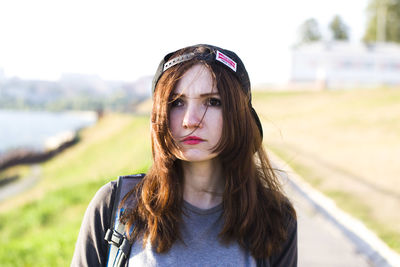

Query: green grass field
[253,87,400,252]
[0,113,152,266]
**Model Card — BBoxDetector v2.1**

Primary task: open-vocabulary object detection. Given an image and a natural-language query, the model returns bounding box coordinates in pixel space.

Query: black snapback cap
[152,44,263,139]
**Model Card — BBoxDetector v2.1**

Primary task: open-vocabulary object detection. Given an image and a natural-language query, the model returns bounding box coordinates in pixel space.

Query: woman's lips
[182,136,204,145]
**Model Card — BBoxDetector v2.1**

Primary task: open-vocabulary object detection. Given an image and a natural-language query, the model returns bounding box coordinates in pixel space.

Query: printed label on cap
[216,50,237,72]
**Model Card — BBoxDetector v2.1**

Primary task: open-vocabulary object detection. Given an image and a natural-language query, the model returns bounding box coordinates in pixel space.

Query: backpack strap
[104,174,145,267]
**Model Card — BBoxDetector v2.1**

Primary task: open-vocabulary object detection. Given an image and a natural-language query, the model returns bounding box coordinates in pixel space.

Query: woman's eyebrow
[171,93,220,99]
[170,92,220,98]
[200,92,220,97]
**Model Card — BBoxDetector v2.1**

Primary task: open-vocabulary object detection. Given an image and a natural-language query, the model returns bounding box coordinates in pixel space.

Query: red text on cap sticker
[216,51,237,72]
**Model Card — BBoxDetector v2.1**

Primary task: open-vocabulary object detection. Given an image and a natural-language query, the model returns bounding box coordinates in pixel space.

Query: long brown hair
[121,47,296,259]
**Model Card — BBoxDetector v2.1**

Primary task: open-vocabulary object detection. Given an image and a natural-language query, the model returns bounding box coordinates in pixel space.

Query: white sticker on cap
[216,50,237,72]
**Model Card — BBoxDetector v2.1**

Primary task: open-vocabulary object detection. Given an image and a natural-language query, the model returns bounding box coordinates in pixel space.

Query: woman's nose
[182,103,203,129]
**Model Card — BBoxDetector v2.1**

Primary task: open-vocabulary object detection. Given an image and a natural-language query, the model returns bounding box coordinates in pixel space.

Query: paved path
[268,147,400,266]
[270,149,400,267]
[0,164,41,202]
[284,178,373,266]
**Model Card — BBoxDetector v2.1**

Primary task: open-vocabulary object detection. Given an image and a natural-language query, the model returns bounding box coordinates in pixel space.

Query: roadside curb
[269,152,400,267]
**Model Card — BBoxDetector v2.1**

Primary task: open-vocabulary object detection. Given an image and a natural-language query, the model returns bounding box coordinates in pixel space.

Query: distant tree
[299,18,322,43]
[364,0,400,43]
[329,15,349,40]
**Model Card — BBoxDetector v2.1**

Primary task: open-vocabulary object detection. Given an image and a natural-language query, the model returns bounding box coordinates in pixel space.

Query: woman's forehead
[173,64,218,96]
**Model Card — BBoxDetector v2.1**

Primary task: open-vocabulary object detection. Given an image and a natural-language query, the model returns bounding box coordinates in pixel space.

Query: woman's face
[169,64,223,163]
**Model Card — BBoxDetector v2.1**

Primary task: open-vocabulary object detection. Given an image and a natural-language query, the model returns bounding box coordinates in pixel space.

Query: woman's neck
[181,159,224,210]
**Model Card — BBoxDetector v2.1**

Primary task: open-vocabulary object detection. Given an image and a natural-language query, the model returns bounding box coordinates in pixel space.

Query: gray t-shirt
[71,180,297,267]
[129,201,256,266]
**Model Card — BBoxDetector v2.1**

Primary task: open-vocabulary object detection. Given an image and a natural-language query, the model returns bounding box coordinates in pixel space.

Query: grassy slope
[253,88,400,252]
[0,113,151,266]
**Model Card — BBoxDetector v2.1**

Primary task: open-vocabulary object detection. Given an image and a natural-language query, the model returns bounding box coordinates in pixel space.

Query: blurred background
[0,0,399,266]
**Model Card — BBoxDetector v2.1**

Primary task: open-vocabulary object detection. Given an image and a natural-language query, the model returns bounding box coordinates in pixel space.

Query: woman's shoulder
[71,180,118,266]
[81,181,119,232]
[96,180,117,196]
[279,193,297,230]
[89,181,118,210]
[264,187,296,214]
[89,174,145,216]
[267,192,298,266]
[264,187,297,234]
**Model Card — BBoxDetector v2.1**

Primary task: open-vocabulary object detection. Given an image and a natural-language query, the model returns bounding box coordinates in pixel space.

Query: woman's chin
[177,151,219,163]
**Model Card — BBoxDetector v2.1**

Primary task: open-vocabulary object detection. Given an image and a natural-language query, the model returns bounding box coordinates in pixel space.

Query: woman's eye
[206,98,221,107]
[171,98,184,107]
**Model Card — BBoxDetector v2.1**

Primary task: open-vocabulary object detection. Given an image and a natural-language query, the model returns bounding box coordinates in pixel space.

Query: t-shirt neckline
[183,199,223,215]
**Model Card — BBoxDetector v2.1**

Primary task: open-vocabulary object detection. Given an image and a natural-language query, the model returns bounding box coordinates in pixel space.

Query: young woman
[72,44,297,266]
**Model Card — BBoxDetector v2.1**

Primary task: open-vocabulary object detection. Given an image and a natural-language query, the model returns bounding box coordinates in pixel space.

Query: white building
[290,41,400,89]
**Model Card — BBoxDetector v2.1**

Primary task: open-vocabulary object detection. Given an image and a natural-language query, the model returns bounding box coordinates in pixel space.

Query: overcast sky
[0,0,369,85]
